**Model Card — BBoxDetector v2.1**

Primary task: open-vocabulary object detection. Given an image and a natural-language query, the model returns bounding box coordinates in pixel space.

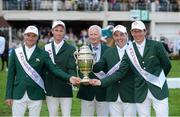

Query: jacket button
[142,61,144,64]
[118,81,121,83]
[143,67,146,70]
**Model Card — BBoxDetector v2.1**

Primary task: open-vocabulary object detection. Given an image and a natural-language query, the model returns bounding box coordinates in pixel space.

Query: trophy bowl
[74,44,94,84]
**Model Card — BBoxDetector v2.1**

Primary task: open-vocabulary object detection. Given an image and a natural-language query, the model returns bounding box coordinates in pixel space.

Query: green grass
[0,70,11,116]
[0,70,81,116]
[0,60,180,116]
[167,60,180,77]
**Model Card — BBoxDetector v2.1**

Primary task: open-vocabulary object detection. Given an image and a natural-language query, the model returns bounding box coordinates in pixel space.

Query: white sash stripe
[45,42,72,87]
[15,47,46,93]
[45,43,55,64]
[126,42,165,89]
[94,61,121,79]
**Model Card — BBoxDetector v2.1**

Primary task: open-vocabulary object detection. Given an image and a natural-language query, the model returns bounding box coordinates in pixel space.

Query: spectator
[0,31,5,55]
[177,39,180,56]
[160,37,172,54]
[1,39,9,71]
[0,31,7,71]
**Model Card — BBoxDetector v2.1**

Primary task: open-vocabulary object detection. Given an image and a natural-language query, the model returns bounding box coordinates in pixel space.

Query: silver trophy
[74,43,95,84]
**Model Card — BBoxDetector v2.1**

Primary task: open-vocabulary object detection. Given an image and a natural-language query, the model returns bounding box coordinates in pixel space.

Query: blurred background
[0,0,180,116]
[0,0,180,54]
[0,0,180,56]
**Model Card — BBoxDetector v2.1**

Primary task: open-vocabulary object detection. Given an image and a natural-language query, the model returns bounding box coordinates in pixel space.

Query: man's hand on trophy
[69,76,81,85]
[89,79,101,86]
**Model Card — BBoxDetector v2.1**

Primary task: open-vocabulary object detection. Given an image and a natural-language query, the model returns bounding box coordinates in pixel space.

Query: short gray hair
[88,25,102,36]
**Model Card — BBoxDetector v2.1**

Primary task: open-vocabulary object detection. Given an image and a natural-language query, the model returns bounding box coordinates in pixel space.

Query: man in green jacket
[93,25,136,116]
[77,25,109,116]
[90,20,171,117]
[44,20,76,116]
[5,25,80,117]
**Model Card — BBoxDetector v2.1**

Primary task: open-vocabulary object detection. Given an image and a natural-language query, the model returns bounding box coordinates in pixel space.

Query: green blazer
[100,39,171,102]
[45,41,76,97]
[6,45,71,100]
[93,46,135,102]
[77,44,109,101]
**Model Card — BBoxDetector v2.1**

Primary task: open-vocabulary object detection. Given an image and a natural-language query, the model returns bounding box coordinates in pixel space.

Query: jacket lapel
[28,46,38,61]
[142,39,150,58]
[22,45,28,61]
[56,42,67,55]
[51,41,56,56]
[100,44,106,57]
[23,45,38,62]
[133,42,143,59]
[114,46,120,61]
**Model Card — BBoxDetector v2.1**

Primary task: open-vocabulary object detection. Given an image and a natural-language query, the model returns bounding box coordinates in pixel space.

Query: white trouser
[81,99,109,117]
[136,90,168,117]
[12,91,42,117]
[109,95,136,117]
[46,96,72,117]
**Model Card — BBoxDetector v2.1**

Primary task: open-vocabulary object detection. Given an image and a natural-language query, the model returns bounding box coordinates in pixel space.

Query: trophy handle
[73,48,79,62]
[73,51,77,62]
[73,49,80,77]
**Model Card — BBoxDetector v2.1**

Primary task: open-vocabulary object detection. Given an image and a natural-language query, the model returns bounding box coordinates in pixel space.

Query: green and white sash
[45,43,55,64]
[94,45,125,79]
[94,61,121,79]
[15,46,46,93]
[126,41,166,89]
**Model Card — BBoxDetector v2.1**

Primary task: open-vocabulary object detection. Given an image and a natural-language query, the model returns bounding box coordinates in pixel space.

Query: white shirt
[135,39,146,57]
[116,44,127,60]
[91,44,101,62]
[54,40,64,55]
[0,36,5,55]
[25,45,36,60]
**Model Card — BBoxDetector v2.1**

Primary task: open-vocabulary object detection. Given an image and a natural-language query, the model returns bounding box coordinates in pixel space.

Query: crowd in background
[11,26,87,47]
[2,0,180,12]
[1,25,179,55]
[0,23,180,73]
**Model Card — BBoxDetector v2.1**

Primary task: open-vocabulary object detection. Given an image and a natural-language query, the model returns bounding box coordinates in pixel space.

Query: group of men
[5,20,171,117]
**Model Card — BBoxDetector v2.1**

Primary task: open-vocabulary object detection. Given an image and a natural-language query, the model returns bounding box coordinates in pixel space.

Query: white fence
[167,78,180,88]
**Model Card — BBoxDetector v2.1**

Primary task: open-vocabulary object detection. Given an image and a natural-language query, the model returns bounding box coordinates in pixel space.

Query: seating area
[2,0,180,12]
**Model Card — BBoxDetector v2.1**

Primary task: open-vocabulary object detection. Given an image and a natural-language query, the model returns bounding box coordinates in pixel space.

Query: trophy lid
[79,41,92,54]
[79,45,92,54]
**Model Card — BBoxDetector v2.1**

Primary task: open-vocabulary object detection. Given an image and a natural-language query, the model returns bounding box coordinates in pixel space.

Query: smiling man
[44,20,77,117]
[77,25,109,117]
[90,21,171,117]
[5,25,80,117]
[93,25,136,116]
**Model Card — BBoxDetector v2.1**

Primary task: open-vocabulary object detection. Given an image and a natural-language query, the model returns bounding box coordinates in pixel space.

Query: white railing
[167,78,180,88]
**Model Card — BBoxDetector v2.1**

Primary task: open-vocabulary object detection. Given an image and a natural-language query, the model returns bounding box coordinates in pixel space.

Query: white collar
[54,40,64,48]
[135,38,146,48]
[25,44,36,51]
[116,44,127,52]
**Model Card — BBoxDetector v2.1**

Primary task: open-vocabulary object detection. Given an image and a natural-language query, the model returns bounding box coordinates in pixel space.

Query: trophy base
[80,78,90,85]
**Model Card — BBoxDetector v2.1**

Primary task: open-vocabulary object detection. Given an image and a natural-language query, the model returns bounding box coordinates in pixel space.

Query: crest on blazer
[36,58,40,62]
